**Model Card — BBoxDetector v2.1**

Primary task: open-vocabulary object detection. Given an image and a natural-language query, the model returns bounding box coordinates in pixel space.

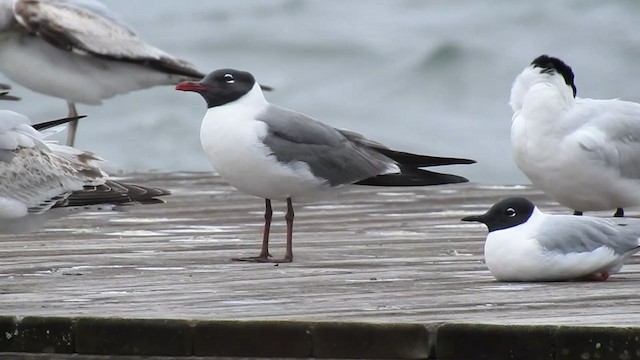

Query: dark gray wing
[538,215,640,255]
[258,105,397,186]
[13,0,203,79]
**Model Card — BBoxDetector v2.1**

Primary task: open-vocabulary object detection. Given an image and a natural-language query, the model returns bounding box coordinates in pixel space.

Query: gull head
[509,55,576,112]
[462,197,536,232]
[176,69,269,109]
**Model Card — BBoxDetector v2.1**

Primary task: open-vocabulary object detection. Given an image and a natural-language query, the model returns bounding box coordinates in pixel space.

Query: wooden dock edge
[0,316,638,359]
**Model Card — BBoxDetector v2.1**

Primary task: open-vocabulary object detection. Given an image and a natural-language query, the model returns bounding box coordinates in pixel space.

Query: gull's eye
[505,208,516,217]
[224,74,235,84]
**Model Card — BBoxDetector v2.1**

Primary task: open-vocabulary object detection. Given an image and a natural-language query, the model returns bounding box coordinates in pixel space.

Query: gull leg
[573,210,583,216]
[282,197,294,263]
[574,272,610,281]
[614,208,624,217]
[233,199,275,262]
[66,102,79,147]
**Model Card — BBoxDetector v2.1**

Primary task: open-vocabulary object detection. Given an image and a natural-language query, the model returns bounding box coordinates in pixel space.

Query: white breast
[484,212,621,281]
[199,88,330,201]
[0,34,182,104]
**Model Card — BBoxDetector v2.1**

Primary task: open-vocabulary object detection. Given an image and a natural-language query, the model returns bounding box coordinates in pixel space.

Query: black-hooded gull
[463,197,640,281]
[176,68,475,263]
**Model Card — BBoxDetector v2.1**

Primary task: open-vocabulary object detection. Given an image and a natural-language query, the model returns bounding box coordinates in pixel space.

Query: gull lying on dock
[176,68,475,263]
[511,55,640,217]
[0,0,205,146]
[462,197,640,281]
[0,110,170,233]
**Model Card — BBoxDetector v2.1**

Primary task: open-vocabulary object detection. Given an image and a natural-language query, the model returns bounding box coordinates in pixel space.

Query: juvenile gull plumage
[462,197,640,281]
[511,55,640,217]
[0,110,170,233]
[176,68,475,263]
[0,0,204,145]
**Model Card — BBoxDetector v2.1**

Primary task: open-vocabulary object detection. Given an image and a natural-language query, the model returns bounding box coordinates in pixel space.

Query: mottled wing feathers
[59,180,170,207]
[0,147,85,214]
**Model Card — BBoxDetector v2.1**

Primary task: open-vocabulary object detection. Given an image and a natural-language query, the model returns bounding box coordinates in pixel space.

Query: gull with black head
[462,197,640,281]
[511,54,640,217]
[176,68,475,263]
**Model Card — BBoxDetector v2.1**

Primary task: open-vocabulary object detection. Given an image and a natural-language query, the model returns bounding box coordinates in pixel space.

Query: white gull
[511,54,640,217]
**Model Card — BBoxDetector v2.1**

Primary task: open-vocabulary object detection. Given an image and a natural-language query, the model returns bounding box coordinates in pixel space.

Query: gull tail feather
[355,168,469,186]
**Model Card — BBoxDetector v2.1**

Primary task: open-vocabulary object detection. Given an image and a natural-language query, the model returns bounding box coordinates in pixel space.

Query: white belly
[484,229,620,281]
[0,34,181,104]
[200,110,331,201]
[511,118,640,211]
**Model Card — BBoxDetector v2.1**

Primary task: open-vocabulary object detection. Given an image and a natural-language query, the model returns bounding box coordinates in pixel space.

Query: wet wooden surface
[1,172,639,326]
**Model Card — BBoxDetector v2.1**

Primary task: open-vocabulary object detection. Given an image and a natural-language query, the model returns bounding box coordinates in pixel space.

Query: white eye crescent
[506,208,516,217]
[224,74,235,84]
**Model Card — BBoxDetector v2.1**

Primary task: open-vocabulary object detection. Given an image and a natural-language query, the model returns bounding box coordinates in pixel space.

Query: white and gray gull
[511,54,640,217]
[0,109,170,233]
[176,68,475,263]
[0,0,205,146]
[462,197,640,281]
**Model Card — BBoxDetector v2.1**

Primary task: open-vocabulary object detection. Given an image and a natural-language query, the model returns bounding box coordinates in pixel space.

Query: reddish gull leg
[283,197,294,263]
[233,199,276,262]
[573,272,610,281]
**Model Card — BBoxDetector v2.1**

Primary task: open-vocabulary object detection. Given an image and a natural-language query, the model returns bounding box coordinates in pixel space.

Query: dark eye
[505,208,516,217]
[224,74,235,84]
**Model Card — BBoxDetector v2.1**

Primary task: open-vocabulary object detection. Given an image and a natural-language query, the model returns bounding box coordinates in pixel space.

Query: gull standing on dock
[176,68,475,263]
[0,110,170,233]
[462,197,640,281]
[0,0,205,146]
[511,54,640,217]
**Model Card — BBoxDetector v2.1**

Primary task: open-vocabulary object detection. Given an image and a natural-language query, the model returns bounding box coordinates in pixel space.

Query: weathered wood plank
[1,172,638,326]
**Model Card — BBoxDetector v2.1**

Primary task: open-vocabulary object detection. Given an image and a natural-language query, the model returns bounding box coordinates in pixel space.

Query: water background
[2,0,639,184]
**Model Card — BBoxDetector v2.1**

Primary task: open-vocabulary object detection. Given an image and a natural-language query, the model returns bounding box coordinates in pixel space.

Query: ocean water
[2,0,639,184]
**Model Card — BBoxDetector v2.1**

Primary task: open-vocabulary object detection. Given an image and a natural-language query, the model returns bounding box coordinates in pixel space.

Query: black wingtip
[260,84,274,92]
[33,115,87,131]
[355,168,469,187]
[375,148,475,167]
[0,91,20,101]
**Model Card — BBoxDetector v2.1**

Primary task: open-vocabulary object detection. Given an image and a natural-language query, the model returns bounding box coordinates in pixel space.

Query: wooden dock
[2,172,640,359]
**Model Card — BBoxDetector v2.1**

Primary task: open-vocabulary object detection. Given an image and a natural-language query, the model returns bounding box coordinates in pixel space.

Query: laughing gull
[510,54,640,217]
[0,109,170,233]
[462,197,640,281]
[0,0,205,146]
[176,68,475,263]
